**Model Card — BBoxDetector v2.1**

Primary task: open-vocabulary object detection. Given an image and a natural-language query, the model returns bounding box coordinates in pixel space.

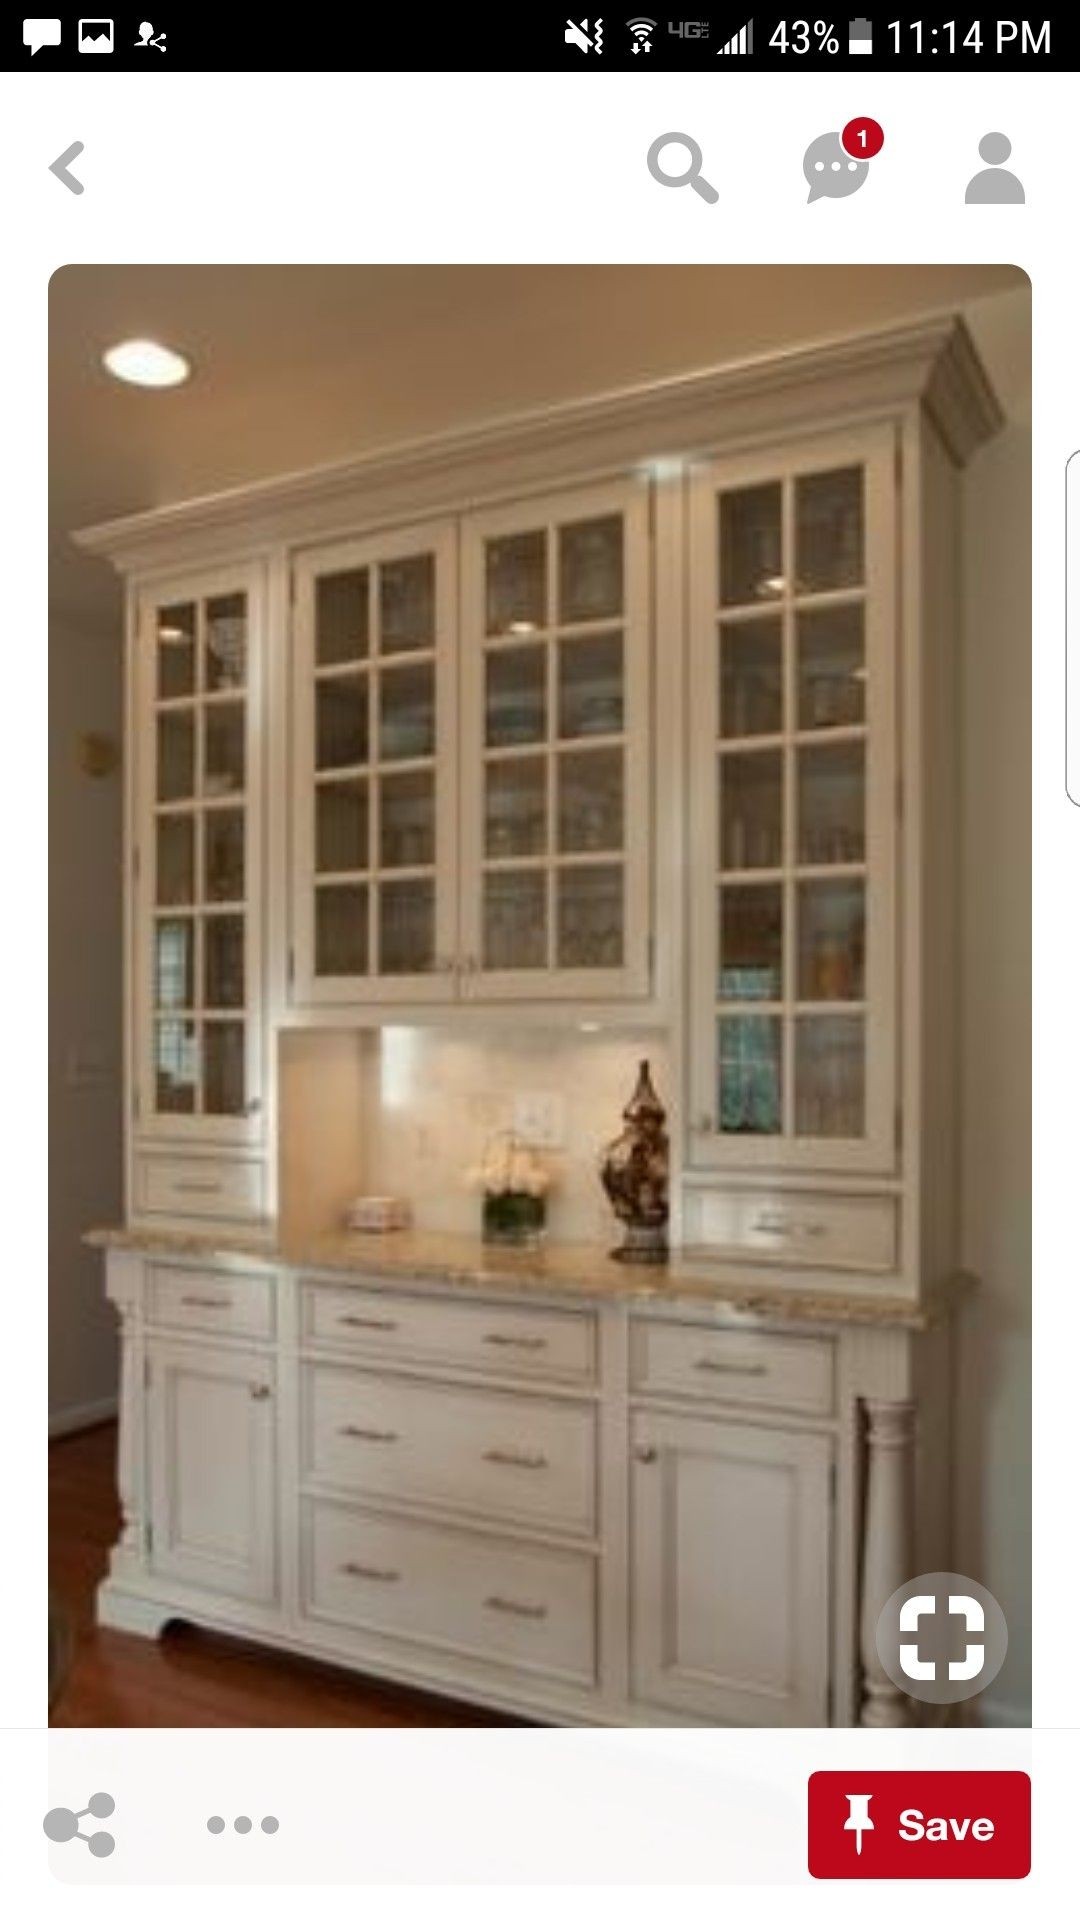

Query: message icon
[803,131,868,202]
[23,17,62,54]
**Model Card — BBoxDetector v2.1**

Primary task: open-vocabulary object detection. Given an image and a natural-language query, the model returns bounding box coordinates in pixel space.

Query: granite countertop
[85,1223,971,1330]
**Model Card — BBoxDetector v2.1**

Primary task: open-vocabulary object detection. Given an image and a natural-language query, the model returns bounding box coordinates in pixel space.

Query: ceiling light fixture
[102,338,191,389]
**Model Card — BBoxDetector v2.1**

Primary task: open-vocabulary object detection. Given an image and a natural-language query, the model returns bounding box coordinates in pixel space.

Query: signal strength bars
[717,19,753,55]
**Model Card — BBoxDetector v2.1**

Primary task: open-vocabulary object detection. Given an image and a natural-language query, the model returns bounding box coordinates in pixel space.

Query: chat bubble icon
[24,17,62,54]
[803,130,868,202]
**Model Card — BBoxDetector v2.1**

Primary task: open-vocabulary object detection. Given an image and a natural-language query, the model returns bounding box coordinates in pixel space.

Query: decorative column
[104,1249,145,1576]
[859,1398,916,1727]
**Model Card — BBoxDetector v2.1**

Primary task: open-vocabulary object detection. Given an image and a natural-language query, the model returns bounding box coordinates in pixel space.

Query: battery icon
[848,17,873,54]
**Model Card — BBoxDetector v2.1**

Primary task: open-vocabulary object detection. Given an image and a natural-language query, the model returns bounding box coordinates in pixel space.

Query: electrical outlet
[513,1092,566,1150]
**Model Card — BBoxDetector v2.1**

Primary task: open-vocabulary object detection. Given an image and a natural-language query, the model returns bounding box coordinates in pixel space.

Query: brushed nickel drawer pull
[482,1447,548,1470]
[180,1294,231,1309]
[484,1595,548,1620]
[694,1358,769,1378]
[751,1215,792,1236]
[340,1561,400,1583]
[339,1424,399,1443]
[482,1333,548,1351]
[174,1179,223,1195]
[250,1384,271,1400]
[635,1445,658,1464]
[338,1314,398,1332]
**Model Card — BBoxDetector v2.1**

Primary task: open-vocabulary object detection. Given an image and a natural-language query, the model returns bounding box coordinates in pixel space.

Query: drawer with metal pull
[302,1283,596,1383]
[629,1319,834,1416]
[135,1152,266,1223]
[304,1499,597,1687]
[304,1363,596,1533]
[146,1264,276,1340]
[685,1185,897,1271]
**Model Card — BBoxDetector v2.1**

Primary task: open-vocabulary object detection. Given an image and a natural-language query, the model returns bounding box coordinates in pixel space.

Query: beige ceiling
[49,263,1027,624]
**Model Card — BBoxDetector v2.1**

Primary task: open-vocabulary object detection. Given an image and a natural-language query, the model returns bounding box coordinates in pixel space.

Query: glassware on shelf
[155,1018,198,1113]
[204,914,245,1009]
[485,643,546,747]
[485,756,547,858]
[378,877,435,974]
[156,709,195,802]
[795,1014,865,1137]
[797,739,866,865]
[795,466,863,594]
[316,568,369,667]
[719,618,783,738]
[316,674,368,771]
[204,808,244,902]
[154,918,194,1010]
[205,594,247,691]
[797,603,865,730]
[482,868,546,970]
[558,630,624,738]
[797,878,865,1000]
[556,864,623,969]
[485,530,547,636]
[718,883,783,1000]
[156,813,195,906]
[156,603,196,699]
[719,748,783,870]
[315,883,369,976]
[557,747,623,854]
[558,515,623,624]
[379,554,434,656]
[719,483,783,606]
[379,661,435,761]
[379,769,435,869]
[716,1014,782,1134]
[203,1020,245,1115]
[203,702,245,796]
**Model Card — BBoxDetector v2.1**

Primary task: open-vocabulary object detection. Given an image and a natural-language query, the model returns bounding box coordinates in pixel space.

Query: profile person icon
[965,132,1024,204]
[134,20,167,49]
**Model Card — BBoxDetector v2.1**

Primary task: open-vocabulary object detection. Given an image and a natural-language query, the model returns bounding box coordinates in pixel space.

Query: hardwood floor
[49,1421,519,1728]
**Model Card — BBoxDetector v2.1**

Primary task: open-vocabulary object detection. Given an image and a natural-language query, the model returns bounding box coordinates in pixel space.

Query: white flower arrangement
[466,1131,553,1199]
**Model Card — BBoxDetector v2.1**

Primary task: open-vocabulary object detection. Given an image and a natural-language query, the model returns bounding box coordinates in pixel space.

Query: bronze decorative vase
[599,1060,670,1264]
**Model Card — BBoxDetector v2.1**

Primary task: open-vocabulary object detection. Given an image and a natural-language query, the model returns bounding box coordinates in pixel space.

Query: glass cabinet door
[294,524,456,1001]
[461,482,650,997]
[689,430,896,1170]
[139,573,261,1135]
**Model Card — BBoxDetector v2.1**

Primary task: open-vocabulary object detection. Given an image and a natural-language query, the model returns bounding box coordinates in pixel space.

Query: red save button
[808,1771,1030,1878]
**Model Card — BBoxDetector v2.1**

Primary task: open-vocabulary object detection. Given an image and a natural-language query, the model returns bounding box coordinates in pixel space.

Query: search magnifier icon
[646,132,719,203]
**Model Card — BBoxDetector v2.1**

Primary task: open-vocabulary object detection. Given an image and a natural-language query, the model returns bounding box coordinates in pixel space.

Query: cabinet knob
[250,1383,271,1401]
[635,1445,658,1464]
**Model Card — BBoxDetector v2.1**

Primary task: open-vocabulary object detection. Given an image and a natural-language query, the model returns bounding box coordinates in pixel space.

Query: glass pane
[719,484,783,606]
[558,515,623,623]
[154,918,194,1009]
[315,884,369,976]
[558,747,623,853]
[559,631,623,738]
[204,702,245,796]
[155,1018,197,1114]
[483,869,546,970]
[316,779,368,873]
[719,884,783,1000]
[316,674,369,770]
[379,662,435,761]
[156,709,194,802]
[798,740,865,865]
[379,768,435,868]
[205,593,247,691]
[316,568,369,667]
[557,864,623,969]
[156,814,194,906]
[156,603,196,699]
[204,914,245,1009]
[719,749,783,871]
[204,1021,246,1116]
[795,1015,865,1137]
[717,1015,782,1134]
[485,643,546,748]
[798,603,865,730]
[795,467,863,593]
[719,618,783,738]
[204,808,245,903]
[378,878,435,975]
[379,554,434,655]
[485,756,547,858]
[485,530,546,636]
[798,879,865,1001]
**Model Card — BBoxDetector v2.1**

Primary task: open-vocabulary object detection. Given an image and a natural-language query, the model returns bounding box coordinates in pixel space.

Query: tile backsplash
[335,1025,673,1242]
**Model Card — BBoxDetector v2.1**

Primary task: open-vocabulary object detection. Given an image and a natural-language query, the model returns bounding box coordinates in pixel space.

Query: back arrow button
[50,142,85,195]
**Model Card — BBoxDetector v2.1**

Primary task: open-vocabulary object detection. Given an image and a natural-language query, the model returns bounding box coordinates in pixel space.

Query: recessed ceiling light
[102,339,191,389]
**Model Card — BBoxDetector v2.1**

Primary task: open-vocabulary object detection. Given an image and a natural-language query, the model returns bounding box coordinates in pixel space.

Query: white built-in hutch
[81,316,1001,1728]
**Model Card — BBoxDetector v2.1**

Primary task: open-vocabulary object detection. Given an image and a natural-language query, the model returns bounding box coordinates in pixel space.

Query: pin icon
[844,1792,874,1856]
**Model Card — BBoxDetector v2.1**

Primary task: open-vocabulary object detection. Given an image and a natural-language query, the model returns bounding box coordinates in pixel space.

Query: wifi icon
[626,15,656,53]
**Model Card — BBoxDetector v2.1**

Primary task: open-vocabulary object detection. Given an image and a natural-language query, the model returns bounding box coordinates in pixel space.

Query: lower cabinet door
[146,1339,277,1604]
[631,1411,832,1726]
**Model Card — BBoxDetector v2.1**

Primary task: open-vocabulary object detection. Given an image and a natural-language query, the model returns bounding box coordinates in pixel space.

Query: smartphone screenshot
[3,3,1068,1903]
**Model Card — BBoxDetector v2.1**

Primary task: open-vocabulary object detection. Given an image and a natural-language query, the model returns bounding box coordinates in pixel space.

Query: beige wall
[49,560,124,1431]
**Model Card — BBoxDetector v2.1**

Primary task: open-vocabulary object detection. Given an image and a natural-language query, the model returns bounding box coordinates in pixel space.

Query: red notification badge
[842,116,885,159]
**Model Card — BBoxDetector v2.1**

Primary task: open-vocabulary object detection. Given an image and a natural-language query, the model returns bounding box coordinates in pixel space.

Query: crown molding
[73,311,1004,575]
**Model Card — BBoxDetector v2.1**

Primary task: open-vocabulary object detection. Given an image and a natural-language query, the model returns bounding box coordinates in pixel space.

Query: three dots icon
[43,1792,116,1858]
[208,1814,279,1835]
